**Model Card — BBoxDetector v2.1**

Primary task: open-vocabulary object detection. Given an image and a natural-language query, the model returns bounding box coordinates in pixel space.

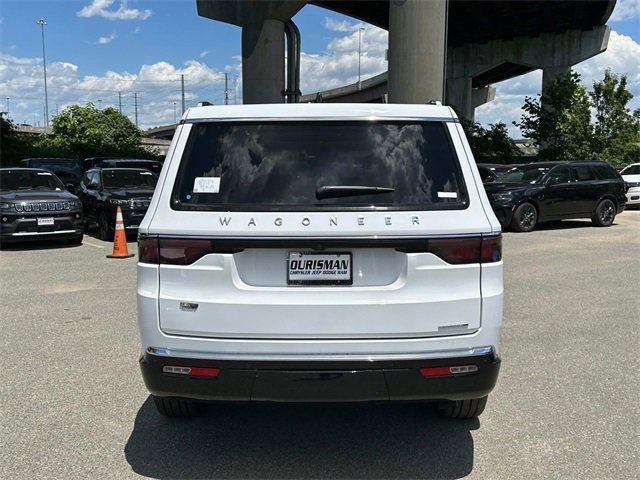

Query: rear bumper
[140,347,501,402]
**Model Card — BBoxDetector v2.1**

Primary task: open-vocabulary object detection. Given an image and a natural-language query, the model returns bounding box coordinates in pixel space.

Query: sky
[0,0,639,135]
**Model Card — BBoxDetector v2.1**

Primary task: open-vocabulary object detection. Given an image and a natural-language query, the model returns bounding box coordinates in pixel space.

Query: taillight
[426,234,501,264]
[428,237,482,264]
[137,236,241,265]
[138,236,159,264]
[481,234,502,262]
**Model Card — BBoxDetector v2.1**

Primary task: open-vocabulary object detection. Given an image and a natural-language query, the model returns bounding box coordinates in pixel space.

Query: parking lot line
[83,240,105,249]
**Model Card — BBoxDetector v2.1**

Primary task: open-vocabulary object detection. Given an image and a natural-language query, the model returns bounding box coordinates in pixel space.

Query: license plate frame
[287,251,353,286]
[37,217,55,226]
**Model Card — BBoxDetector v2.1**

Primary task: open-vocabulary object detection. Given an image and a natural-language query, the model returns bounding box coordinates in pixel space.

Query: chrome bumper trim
[146,345,494,362]
[11,229,77,236]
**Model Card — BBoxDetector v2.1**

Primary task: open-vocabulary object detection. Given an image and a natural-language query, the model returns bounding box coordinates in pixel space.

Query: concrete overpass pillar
[388,0,447,104]
[542,65,571,96]
[242,19,285,104]
[446,77,473,120]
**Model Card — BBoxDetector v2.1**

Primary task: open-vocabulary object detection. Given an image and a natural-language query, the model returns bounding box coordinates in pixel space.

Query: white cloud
[475,31,640,136]
[299,18,388,93]
[610,0,640,21]
[77,0,152,21]
[199,50,210,58]
[322,17,361,32]
[96,33,117,45]
[0,54,226,129]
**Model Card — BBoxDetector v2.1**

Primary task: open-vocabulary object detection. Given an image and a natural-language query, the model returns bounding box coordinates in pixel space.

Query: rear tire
[591,199,616,227]
[438,396,488,419]
[510,202,538,232]
[152,396,203,418]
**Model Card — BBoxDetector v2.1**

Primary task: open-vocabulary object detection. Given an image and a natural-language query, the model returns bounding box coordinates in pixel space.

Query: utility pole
[37,18,49,127]
[173,101,177,123]
[118,91,122,114]
[224,73,229,105]
[357,26,365,90]
[181,74,185,114]
[134,92,138,127]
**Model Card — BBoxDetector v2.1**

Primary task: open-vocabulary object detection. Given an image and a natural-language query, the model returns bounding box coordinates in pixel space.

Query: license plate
[37,217,55,226]
[287,252,352,286]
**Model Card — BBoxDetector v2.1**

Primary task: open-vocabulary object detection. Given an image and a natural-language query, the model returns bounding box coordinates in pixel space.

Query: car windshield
[27,159,82,180]
[102,170,158,189]
[495,165,552,184]
[0,170,66,192]
[173,121,468,210]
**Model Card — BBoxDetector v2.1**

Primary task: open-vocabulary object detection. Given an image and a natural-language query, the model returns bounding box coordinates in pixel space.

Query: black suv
[77,167,158,240]
[485,161,626,232]
[83,158,162,174]
[0,168,84,244]
[19,158,84,188]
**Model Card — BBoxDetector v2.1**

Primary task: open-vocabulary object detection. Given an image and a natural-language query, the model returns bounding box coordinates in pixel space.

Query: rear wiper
[316,185,395,201]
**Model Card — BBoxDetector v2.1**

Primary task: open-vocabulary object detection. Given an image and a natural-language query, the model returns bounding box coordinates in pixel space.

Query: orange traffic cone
[106,206,134,259]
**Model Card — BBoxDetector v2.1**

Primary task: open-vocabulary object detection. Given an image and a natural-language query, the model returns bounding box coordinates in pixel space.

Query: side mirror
[545,176,559,187]
[66,183,76,194]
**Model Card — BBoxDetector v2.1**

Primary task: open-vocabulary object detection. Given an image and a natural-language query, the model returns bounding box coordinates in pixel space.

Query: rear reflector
[420,365,478,377]
[162,365,220,378]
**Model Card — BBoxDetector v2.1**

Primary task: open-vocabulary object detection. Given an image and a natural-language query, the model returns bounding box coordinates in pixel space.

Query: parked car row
[478,161,628,232]
[1,157,161,245]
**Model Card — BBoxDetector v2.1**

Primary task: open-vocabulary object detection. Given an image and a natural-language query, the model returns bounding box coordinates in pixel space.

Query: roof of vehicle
[0,167,54,173]
[88,167,157,172]
[20,157,79,162]
[184,103,457,122]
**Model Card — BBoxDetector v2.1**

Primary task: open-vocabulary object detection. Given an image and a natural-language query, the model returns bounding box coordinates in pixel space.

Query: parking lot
[0,212,638,479]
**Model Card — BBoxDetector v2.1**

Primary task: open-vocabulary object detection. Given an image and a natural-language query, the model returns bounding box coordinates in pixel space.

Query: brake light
[481,235,502,262]
[426,234,501,264]
[138,236,159,263]
[159,238,214,265]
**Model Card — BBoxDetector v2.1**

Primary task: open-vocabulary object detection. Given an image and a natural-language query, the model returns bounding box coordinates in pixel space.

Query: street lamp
[357,27,365,89]
[173,101,177,123]
[37,18,49,127]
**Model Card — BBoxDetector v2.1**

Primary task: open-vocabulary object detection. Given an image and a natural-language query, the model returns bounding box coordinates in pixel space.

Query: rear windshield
[26,159,82,180]
[102,170,158,189]
[0,170,66,192]
[172,121,468,211]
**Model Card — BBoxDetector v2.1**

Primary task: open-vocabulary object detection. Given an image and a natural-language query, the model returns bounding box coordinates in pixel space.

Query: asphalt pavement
[0,212,638,479]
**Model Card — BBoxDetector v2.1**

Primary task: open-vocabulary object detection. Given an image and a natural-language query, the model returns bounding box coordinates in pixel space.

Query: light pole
[37,18,49,127]
[173,101,177,123]
[357,27,365,89]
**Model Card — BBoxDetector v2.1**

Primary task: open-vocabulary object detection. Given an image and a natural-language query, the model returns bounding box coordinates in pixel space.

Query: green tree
[47,104,152,159]
[515,71,593,162]
[460,117,521,164]
[590,69,640,167]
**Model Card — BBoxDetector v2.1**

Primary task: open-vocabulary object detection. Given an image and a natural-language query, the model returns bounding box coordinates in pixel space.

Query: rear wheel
[98,211,113,241]
[152,396,203,418]
[510,202,538,232]
[592,199,616,227]
[437,396,488,419]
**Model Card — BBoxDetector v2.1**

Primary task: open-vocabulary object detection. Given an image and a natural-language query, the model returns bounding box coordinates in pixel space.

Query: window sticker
[437,191,458,199]
[193,176,221,193]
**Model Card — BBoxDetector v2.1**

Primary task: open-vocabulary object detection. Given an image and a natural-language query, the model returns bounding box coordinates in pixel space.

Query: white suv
[137,103,503,419]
